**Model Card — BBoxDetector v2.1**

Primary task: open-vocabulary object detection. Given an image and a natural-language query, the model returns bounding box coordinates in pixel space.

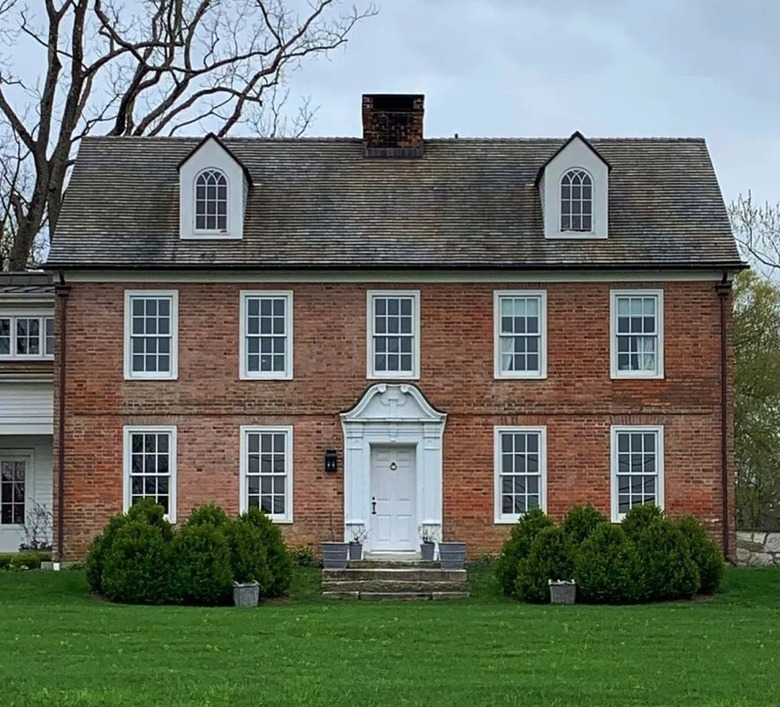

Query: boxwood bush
[85,502,291,606]
[561,504,609,547]
[676,515,725,595]
[515,526,575,603]
[634,517,699,601]
[496,507,554,597]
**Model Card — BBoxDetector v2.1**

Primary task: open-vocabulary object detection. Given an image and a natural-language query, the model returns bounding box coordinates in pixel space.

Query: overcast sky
[286,0,778,205]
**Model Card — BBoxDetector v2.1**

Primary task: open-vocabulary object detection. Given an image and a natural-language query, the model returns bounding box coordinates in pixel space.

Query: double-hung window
[123,426,177,521]
[494,291,547,378]
[0,315,54,359]
[611,426,664,522]
[367,291,420,379]
[240,426,293,522]
[494,427,547,523]
[124,291,178,380]
[611,290,663,378]
[240,292,293,379]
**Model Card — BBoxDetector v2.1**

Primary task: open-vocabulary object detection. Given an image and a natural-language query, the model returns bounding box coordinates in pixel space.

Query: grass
[1,565,779,706]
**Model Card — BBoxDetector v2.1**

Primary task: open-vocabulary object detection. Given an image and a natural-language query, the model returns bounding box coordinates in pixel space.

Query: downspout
[54,271,70,569]
[716,273,732,560]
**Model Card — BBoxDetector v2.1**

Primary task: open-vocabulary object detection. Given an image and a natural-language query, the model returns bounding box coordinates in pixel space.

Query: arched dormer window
[195,169,228,232]
[560,168,593,232]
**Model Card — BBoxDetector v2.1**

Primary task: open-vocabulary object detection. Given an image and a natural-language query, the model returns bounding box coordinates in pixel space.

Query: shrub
[515,526,575,603]
[171,522,233,605]
[676,516,724,594]
[621,503,665,541]
[635,518,700,600]
[290,546,318,568]
[186,504,231,529]
[561,504,609,547]
[240,508,292,597]
[223,520,272,593]
[101,521,173,604]
[0,551,51,570]
[497,507,555,597]
[575,524,646,604]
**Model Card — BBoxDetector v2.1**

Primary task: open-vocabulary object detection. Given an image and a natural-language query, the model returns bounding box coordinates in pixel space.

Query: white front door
[370,445,416,552]
[0,455,28,552]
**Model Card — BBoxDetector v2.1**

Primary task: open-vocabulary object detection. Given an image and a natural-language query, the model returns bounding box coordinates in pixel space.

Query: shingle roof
[47,135,744,270]
[0,271,54,295]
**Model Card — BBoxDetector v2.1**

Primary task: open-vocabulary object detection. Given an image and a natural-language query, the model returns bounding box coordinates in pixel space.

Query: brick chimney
[362,94,425,158]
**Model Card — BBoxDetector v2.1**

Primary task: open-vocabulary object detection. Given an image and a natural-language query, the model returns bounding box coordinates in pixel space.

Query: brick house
[38,94,745,562]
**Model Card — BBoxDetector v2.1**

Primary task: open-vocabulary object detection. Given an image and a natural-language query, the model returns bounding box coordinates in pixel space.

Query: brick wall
[53,279,734,559]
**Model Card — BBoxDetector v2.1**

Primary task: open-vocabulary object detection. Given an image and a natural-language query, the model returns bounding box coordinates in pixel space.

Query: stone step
[349,560,441,569]
[323,591,470,601]
[321,579,469,593]
[323,568,467,582]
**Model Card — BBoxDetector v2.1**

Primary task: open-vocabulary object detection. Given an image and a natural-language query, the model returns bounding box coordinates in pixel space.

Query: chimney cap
[362,94,424,112]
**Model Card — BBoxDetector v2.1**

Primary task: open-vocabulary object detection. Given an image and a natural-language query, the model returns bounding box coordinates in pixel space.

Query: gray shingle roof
[0,271,54,295]
[47,135,743,270]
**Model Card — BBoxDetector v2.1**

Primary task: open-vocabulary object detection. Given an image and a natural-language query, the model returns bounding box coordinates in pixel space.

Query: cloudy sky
[287,0,777,205]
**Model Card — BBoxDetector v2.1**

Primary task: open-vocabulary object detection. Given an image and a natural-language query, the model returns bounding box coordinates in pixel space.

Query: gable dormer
[177,134,252,240]
[537,131,610,240]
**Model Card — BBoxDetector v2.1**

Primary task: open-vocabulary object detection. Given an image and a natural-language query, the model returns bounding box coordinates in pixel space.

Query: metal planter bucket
[233,581,260,607]
[348,543,362,561]
[420,542,435,562]
[549,580,576,605]
[321,542,349,570]
[439,542,466,570]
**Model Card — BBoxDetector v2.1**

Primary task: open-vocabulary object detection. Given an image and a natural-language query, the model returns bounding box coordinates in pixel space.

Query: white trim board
[61,269,734,284]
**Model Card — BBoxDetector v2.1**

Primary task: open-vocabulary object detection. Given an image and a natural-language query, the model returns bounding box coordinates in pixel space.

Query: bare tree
[0,0,376,270]
[730,192,780,273]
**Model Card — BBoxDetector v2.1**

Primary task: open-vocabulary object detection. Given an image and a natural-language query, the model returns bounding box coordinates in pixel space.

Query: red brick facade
[54,277,735,560]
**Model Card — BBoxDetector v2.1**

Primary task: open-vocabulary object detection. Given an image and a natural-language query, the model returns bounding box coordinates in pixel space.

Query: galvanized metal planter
[420,542,435,562]
[321,542,349,570]
[348,542,362,561]
[549,580,576,605]
[233,581,260,607]
[438,542,466,570]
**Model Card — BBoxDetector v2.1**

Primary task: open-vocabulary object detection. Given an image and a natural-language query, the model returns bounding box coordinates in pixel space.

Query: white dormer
[178,134,251,240]
[537,131,610,240]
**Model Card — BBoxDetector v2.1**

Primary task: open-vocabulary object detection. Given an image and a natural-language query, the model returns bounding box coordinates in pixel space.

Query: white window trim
[239,425,294,523]
[493,425,547,524]
[123,290,179,381]
[0,313,54,360]
[193,168,231,237]
[610,289,664,380]
[610,425,665,523]
[123,425,178,523]
[239,291,294,380]
[366,290,421,380]
[0,448,35,527]
[493,290,548,380]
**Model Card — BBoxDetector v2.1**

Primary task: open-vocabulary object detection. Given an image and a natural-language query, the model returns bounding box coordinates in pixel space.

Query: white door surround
[341,383,446,554]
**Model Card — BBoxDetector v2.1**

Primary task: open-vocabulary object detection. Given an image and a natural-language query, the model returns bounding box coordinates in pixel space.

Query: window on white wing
[370,294,417,376]
[0,315,54,359]
[615,294,660,374]
[614,429,661,517]
[245,430,290,519]
[128,431,173,515]
[498,430,543,520]
[195,169,228,232]
[498,294,543,376]
[128,295,174,376]
[244,295,290,376]
[561,169,593,232]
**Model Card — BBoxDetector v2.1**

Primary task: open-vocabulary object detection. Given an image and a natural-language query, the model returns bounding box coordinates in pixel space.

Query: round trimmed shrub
[515,526,575,603]
[186,504,231,529]
[240,508,292,597]
[171,522,234,605]
[561,504,609,547]
[621,503,665,541]
[574,524,646,604]
[496,507,554,597]
[676,516,724,595]
[101,520,173,604]
[223,519,273,594]
[635,518,700,600]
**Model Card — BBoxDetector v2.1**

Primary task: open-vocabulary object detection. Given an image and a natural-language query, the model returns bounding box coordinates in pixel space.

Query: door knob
[371,497,377,515]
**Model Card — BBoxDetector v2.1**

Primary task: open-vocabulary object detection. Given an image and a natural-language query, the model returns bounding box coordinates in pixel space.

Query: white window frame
[239,291,293,380]
[610,425,664,523]
[366,290,421,380]
[494,426,547,524]
[123,426,177,522]
[560,168,594,233]
[610,289,664,379]
[123,290,179,381]
[193,168,230,235]
[0,449,34,527]
[239,425,294,523]
[494,290,547,379]
[0,313,55,360]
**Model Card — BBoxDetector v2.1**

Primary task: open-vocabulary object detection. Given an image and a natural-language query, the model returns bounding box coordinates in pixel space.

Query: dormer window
[178,134,252,241]
[195,169,228,233]
[560,169,593,232]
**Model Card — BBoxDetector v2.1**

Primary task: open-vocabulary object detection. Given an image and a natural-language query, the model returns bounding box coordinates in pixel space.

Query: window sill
[240,373,293,381]
[180,232,242,240]
[367,372,420,381]
[0,356,54,361]
[545,231,608,240]
[610,372,665,381]
[124,374,179,381]
[494,373,548,381]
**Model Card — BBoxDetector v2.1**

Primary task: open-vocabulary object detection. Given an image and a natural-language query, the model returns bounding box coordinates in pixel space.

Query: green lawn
[0,565,779,706]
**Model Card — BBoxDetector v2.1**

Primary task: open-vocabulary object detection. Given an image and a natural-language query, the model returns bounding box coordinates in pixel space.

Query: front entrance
[370,446,416,552]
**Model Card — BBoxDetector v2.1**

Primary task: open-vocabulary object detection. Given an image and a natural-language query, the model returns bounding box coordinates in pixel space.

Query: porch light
[324,449,338,474]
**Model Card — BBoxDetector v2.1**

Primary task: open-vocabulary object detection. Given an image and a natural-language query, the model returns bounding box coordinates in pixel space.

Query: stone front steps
[322,563,470,600]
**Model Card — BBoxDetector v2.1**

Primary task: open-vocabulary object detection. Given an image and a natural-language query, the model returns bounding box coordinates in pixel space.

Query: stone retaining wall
[736,531,780,566]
